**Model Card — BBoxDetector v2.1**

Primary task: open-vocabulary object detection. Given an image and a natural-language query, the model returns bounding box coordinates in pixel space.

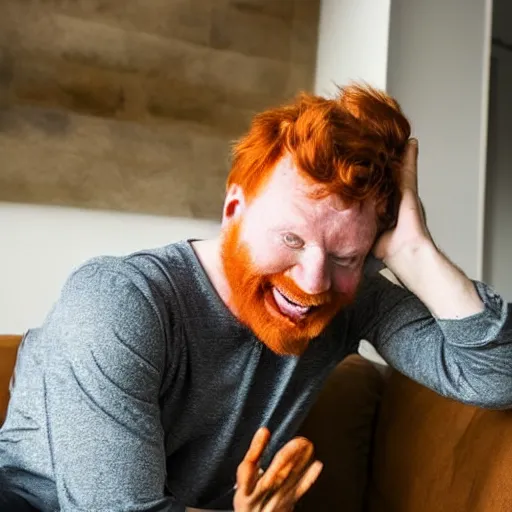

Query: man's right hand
[233,427,323,511]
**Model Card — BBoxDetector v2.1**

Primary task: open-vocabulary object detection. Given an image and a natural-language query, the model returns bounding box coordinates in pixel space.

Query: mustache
[268,274,334,307]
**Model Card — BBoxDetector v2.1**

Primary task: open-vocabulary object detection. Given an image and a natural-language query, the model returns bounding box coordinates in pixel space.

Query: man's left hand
[373,138,432,266]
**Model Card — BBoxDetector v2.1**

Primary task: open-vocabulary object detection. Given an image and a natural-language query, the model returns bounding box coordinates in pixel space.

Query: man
[0,85,510,512]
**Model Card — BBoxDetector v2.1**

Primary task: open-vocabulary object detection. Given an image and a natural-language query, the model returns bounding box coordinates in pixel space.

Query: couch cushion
[367,371,512,512]
[297,354,385,512]
[0,335,22,425]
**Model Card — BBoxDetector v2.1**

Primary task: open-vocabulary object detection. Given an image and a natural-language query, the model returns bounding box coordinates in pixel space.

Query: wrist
[383,238,483,319]
[383,237,437,277]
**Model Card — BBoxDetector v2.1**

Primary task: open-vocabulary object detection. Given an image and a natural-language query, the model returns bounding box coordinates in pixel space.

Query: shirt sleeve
[40,260,181,511]
[348,272,512,409]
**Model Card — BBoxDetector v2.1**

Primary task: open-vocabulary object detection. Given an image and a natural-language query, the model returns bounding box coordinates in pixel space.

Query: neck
[191,238,235,314]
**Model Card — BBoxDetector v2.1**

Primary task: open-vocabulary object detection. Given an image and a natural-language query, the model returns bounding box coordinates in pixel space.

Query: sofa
[1,334,511,511]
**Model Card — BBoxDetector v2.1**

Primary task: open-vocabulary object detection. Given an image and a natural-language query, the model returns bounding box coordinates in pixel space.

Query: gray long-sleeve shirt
[0,241,510,511]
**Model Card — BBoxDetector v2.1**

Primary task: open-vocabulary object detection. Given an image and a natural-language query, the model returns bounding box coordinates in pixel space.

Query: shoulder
[63,255,156,313]
[45,255,168,374]
[64,241,189,310]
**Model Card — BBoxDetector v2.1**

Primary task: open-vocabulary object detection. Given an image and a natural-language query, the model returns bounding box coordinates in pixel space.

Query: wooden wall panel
[0,0,320,219]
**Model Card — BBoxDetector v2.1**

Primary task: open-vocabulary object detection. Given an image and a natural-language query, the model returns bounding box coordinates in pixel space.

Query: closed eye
[332,255,359,267]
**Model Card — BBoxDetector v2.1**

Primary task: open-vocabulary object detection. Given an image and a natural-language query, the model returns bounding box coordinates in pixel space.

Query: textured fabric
[366,370,512,512]
[0,241,510,511]
[0,475,39,512]
[0,337,41,511]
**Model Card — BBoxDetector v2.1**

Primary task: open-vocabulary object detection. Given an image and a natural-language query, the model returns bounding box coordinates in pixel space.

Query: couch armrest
[0,335,23,425]
[366,371,512,512]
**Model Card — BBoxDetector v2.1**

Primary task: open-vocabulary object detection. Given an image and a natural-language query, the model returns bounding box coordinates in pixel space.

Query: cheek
[331,268,362,296]
[252,244,296,275]
[241,230,295,275]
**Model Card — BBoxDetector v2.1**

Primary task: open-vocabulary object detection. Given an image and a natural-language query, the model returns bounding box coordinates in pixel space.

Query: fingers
[244,427,271,464]
[256,437,313,495]
[234,432,321,512]
[260,456,323,512]
[293,460,323,500]
[236,427,271,495]
[401,138,419,192]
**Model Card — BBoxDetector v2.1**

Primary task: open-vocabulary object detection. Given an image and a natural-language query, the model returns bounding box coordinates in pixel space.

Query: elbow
[475,394,512,410]
[450,356,512,409]
[471,397,512,410]
[464,381,512,410]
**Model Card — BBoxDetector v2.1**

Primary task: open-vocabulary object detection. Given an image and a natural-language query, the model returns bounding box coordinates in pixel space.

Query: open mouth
[268,286,315,322]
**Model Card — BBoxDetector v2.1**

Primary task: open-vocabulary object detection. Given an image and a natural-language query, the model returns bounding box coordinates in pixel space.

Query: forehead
[247,156,377,250]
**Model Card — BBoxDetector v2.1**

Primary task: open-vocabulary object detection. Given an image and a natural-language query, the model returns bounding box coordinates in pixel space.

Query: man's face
[221,156,378,356]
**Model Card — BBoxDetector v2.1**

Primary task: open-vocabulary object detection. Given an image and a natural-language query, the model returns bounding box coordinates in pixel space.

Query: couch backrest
[367,371,512,512]
[297,354,385,512]
[0,335,22,425]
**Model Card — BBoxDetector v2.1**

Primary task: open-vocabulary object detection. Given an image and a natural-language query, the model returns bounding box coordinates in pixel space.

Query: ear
[221,184,246,227]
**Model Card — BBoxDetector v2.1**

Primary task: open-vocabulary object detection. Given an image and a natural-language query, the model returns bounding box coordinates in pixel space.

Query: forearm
[353,273,511,408]
[363,140,511,408]
[384,239,484,320]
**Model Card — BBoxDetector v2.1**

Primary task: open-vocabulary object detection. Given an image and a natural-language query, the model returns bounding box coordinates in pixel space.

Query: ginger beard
[220,221,354,356]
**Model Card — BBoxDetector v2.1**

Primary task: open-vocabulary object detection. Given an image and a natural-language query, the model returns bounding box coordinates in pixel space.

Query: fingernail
[409,138,418,146]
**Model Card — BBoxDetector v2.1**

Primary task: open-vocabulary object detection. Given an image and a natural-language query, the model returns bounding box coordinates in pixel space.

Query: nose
[290,246,331,295]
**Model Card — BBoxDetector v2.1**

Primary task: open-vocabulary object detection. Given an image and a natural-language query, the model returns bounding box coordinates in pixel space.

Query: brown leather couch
[1,335,511,511]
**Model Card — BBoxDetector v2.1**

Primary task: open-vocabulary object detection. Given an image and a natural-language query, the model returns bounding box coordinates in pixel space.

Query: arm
[354,139,512,409]
[41,260,179,511]
[374,139,485,320]
[384,241,484,320]
[350,272,511,408]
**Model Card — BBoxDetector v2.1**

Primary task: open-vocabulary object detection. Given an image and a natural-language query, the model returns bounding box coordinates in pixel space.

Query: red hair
[227,84,411,231]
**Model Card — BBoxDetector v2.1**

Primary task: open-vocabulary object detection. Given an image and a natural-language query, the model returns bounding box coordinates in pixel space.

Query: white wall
[3,0,503,334]
[315,0,493,279]
[314,0,392,95]
[0,203,220,333]
[483,0,512,300]
[386,0,493,279]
